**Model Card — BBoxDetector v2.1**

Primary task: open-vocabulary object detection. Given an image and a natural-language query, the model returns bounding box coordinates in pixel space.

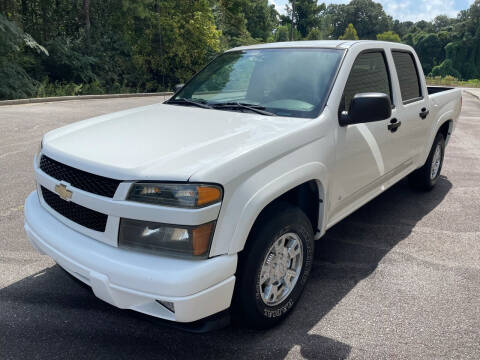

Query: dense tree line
[1,0,479,100]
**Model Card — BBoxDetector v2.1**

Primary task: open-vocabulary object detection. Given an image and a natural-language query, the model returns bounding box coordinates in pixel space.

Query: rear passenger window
[392,51,422,103]
[340,51,392,112]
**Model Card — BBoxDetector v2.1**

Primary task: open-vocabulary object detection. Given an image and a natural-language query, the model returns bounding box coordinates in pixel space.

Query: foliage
[376,31,401,42]
[243,0,278,42]
[0,13,48,99]
[339,23,359,40]
[1,0,479,100]
[326,0,392,40]
[286,0,326,38]
[306,14,333,40]
[216,0,254,47]
[274,25,290,42]
[401,1,480,79]
[430,59,462,78]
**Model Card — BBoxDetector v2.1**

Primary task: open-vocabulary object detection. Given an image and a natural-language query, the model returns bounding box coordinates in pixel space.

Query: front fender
[207,136,333,256]
[227,162,327,254]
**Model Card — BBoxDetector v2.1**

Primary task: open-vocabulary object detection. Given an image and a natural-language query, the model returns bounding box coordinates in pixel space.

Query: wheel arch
[438,119,453,144]
[227,163,327,255]
[420,116,454,167]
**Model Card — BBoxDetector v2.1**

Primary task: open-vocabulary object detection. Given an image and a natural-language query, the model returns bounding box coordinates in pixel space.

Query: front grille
[40,155,121,198]
[41,186,108,232]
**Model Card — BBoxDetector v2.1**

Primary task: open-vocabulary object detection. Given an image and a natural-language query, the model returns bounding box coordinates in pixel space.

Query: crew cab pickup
[24,40,461,329]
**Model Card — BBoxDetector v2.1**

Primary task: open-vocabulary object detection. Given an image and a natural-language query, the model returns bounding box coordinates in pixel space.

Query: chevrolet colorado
[24,40,461,329]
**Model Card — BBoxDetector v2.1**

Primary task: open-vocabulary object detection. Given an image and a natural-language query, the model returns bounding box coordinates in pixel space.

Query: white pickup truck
[25,40,461,329]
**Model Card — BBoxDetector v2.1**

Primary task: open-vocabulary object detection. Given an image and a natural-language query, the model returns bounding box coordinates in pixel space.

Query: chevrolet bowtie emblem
[55,184,73,201]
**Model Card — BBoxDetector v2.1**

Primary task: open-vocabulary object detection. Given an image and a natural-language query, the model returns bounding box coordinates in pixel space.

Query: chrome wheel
[430,144,442,180]
[259,232,303,306]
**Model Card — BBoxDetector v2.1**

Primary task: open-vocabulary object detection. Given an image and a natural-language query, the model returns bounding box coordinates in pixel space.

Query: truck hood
[43,103,309,181]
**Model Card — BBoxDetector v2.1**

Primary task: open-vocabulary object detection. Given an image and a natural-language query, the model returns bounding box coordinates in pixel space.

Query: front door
[329,50,407,224]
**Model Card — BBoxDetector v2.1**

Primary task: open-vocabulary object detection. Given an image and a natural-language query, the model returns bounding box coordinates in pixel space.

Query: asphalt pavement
[1,93,479,359]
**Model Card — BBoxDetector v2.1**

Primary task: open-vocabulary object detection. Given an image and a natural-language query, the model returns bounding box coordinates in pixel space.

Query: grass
[426,76,480,88]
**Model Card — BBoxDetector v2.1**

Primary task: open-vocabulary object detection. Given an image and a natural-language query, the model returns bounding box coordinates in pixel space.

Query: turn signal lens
[192,222,215,256]
[197,186,222,207]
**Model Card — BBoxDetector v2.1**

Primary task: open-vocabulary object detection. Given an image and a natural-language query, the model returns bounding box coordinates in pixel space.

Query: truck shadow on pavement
[1,176,452,360]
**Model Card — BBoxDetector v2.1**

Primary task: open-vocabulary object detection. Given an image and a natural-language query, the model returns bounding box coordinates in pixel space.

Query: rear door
[390,50,430,161]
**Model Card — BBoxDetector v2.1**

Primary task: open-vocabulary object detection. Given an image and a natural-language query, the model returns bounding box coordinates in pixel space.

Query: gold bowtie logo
[55,184,73,201]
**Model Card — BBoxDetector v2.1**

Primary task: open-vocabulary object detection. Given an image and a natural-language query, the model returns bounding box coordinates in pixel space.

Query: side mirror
[174,83,185,92]
[339,93,391,126]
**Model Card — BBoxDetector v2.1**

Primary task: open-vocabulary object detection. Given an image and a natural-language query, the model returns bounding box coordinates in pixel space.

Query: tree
[339,23,359,40]
[121,0,222,89]
[287,0,325,38]
[243,0,278,42]
[411,33,443,74]
[0,14,48,99]
[430,59,461,78]
[326,0,391,39]
[216,0,255,47]
[433,15,454,32]
[2,0,480,100]
[83,0,91,35]
[274,25,289,42]
[376,31,401,42]
[392,20,414,38]
[306,14,333,40]
[415,20,433,32]
[274,24,301,41]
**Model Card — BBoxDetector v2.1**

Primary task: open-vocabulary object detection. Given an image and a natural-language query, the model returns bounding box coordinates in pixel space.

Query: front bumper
[24,191,237,323]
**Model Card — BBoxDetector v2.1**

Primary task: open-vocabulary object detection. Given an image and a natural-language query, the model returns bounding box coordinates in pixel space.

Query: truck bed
[427,86,454,95]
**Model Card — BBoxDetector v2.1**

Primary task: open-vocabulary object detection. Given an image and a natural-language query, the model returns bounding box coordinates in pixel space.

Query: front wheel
[232,203,314,329]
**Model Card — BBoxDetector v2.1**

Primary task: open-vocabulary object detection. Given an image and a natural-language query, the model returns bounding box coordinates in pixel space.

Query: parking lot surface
[1,94,479,359]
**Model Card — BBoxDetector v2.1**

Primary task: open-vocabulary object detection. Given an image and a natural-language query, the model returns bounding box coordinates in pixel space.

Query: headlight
[118,219,215,258]
[127,183,222,208]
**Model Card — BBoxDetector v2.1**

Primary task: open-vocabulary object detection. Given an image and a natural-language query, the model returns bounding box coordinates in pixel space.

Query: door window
[392,51,422,104]
[340,51,392,113]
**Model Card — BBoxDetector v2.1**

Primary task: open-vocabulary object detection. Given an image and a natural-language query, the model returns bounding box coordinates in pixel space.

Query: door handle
[419,107,429,119]
[388,118,401,133]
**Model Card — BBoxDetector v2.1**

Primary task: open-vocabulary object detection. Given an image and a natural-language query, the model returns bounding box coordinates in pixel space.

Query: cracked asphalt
[1,92,479,359]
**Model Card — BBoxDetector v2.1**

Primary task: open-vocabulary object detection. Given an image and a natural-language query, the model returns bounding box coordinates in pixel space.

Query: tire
[232,203,314,329]
[408,132,445,191]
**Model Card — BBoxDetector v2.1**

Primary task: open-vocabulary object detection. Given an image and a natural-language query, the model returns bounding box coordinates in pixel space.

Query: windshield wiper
[212,102,275,116]
[166,98,213,109]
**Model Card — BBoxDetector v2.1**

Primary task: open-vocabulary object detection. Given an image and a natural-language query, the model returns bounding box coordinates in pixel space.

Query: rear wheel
[233,203,314,329]
[409,132,445,191]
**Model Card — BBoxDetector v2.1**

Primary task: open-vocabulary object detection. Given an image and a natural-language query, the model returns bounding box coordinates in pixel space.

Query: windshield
[171,48,344,118]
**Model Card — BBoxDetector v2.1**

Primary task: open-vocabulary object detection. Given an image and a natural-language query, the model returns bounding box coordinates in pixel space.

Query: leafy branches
[1,0,479,100]
[0,13,48,99]
[0,13,48,56]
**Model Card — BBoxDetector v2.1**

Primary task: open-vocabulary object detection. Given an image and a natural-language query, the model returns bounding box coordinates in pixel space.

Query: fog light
[156,300,175,313]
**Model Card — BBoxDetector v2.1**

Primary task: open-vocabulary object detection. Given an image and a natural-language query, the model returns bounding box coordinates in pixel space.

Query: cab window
[392,51,422,104]
[340,51,392,113]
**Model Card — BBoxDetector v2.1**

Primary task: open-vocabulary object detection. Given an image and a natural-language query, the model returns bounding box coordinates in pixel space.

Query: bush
[430,59,461,79]
[0,63,38,99]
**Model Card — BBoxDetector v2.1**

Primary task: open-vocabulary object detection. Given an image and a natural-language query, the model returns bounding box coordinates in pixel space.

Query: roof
[228,40,409,52]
